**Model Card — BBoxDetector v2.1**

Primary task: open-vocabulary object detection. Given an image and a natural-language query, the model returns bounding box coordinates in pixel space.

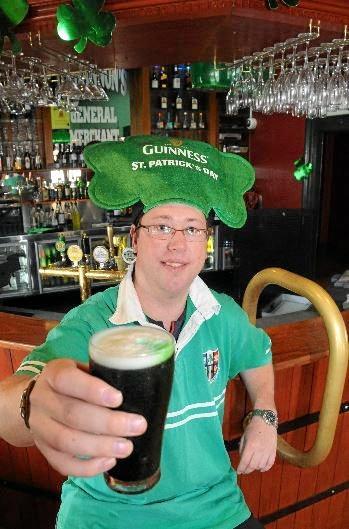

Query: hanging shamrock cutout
[294,157,313,181]
[0,0,29,55]
[265,0,300,9]
[56,0,116,54]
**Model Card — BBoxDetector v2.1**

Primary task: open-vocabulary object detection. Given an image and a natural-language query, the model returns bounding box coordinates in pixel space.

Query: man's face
[131,203,208,298]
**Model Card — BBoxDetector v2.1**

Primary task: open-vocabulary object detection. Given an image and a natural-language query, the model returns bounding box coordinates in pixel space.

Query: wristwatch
[244,409,278,429]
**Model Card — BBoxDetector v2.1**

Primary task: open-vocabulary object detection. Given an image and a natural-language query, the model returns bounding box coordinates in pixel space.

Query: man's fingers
[237,447,253,474]
[35,438,116,478]
[33,391,147,437]
[261,452,276,472]
[32,418,134,460]
[41,359,123,408]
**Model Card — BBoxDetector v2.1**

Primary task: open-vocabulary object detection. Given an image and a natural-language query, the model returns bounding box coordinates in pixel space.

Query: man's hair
[132,202,214,228]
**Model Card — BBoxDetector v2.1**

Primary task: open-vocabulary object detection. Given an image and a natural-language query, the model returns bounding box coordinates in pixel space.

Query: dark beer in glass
[89,326,175,494]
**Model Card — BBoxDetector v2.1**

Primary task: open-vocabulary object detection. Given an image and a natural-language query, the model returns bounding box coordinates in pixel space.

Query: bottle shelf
[22,198,89,205]
[0,167,90,175]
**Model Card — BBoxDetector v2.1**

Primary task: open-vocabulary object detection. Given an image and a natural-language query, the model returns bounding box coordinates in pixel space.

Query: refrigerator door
[0,240,32,297]
[35,236,81,293]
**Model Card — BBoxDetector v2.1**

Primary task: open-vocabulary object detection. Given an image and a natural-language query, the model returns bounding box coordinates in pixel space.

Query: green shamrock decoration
[294,157,313,181]
[56,0,116,54]
[0,0,29,55]
[265,0,300,9]
[83,136,255,229]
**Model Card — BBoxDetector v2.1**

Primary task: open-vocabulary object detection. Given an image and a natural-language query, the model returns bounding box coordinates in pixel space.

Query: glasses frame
[136,223,210,242]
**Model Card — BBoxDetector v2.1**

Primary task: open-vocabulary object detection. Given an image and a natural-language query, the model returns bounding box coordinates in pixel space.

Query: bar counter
[0,311,348,529]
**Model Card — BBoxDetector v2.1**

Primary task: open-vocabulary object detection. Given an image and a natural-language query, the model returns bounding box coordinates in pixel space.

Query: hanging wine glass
[261,47,277,114]
[328,37,348,111]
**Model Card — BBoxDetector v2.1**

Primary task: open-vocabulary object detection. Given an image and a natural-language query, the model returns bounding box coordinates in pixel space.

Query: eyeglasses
[136,224,209,242]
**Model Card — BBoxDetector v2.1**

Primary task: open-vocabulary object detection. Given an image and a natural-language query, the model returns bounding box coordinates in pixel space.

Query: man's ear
[130,225,138,251]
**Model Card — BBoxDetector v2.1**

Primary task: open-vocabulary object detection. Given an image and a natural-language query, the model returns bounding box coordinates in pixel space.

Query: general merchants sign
[69,68,130,143]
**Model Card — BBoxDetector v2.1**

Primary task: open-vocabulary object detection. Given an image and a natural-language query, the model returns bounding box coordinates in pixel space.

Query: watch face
[264,410,277,424]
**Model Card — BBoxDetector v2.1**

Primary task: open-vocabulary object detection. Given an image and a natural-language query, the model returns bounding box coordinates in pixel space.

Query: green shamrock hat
[84,135,255,228]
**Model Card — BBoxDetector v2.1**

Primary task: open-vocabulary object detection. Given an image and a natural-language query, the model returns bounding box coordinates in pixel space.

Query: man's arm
[0,359,147,477]
[237,363,277,474]
[0,374,36,447]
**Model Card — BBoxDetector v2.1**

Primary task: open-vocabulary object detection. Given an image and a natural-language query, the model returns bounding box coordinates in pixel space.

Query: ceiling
[16,2,349,70]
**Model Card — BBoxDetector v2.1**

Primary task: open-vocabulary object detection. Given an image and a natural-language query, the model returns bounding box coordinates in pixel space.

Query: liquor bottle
[166,111,173,130]
[69,143,78,168]
[30,206,37,228]
[53,144,60,168]
[64,177,71,200]
[58,144,64,168]
[0,146,3,172]
[175,93,182,110]
[34,145,42,170]
[151,67,159,89]
[24,147,31,170]
[63,144,70,167]
[50,206,58,229]
[14,145,22,171]
[72,200,81,230]
[57,201,65,230]
[65,202,73,231]
[56,180,64,201]
[79,141,86,168]
[182,111,189,129]
[70,180,77,200]
[160,95,168,109]
[189,112,197,129]
[42,180,49,201]
[156,112,164,129]
[49,182,57,201]
[5,148,12,171]
[198,112,205,129]
[160,66,167,89]
[185,64,192,90]
[174,112,181,129]
[172,65,181,89]
[191,95,198,110]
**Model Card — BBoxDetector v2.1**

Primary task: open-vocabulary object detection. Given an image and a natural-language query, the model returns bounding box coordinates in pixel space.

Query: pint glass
[89,326,175,494]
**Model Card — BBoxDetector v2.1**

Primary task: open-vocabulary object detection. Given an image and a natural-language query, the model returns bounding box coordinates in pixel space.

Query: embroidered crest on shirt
[203,349,220,382]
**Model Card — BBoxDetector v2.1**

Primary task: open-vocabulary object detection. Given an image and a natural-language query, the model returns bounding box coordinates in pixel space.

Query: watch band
[243,408,278,429]
[20,375,39,429]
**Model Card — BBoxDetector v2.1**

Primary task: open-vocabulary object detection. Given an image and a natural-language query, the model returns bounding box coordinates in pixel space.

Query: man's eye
[157,225,172,233]
[186,227,199,236]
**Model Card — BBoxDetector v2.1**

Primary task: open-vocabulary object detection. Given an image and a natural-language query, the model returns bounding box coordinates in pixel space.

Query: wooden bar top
[0,310,348,367]
[0,313,59,353]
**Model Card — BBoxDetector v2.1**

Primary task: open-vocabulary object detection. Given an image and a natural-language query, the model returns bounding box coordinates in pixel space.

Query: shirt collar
[109,263,221,326]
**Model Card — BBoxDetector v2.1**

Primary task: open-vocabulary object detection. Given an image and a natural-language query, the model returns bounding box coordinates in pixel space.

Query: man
[0,136,277,529]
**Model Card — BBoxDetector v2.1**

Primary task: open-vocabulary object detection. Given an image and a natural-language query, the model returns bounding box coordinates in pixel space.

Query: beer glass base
[104,468,160,494]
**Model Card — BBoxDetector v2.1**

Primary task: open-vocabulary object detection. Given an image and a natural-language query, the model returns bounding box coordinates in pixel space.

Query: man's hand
[237,416,277,474]
[28,359,147,478]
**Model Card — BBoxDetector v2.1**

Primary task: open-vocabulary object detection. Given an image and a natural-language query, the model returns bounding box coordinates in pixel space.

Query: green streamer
[56,0,116,54]
[294,157,313,181]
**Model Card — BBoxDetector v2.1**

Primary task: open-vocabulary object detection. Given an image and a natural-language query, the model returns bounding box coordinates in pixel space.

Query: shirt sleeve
[223,296,272,379]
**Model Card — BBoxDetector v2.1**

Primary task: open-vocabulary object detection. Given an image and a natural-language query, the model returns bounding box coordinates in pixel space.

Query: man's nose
[167,229,187,249]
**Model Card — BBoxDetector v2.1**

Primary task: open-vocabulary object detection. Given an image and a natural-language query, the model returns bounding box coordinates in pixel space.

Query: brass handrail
[242,267,349,468]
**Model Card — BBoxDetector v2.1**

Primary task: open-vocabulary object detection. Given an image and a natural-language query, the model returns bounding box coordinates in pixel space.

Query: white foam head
[89,326,175,370]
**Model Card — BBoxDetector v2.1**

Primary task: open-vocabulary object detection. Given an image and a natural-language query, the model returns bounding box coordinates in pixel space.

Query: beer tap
[39,226,126,302]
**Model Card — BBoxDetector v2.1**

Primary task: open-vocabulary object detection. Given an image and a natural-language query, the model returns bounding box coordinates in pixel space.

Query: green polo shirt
[17,270,272,529]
